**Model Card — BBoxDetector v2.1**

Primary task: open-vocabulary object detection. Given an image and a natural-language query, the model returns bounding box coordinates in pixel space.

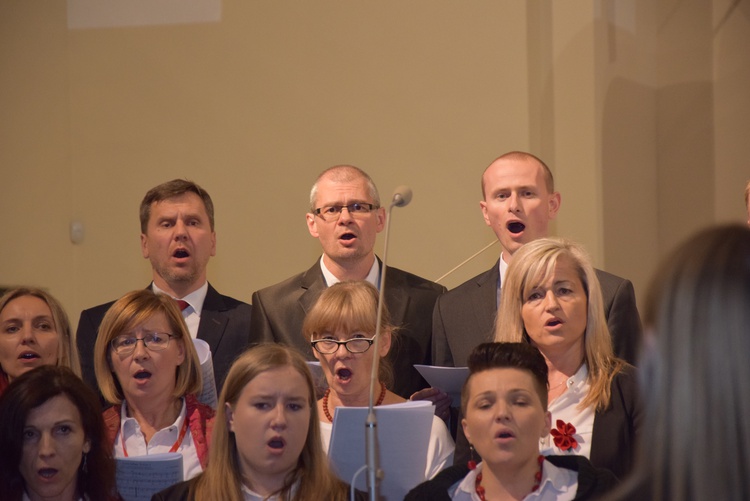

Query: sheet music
[115,452,183,501]
[193,338,218,409]
[328,401,433,501]
[414,365,469,406]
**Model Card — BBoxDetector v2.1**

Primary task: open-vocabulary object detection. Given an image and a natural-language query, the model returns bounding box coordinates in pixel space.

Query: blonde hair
[303,280,394,388]
[494,238,625,411]
[191,344,350,501]
[93,289,201,405]
[0,287,81,379]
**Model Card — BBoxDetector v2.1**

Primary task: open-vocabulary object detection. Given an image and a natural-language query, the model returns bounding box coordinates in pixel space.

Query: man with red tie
[76,179,257,394]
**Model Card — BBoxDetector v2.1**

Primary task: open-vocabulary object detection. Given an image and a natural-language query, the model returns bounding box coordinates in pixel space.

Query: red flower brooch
[550,420,578,451]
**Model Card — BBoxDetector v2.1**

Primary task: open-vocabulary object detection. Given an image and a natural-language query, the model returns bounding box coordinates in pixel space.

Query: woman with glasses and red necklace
[406,342,617,500]
[93,289,214,481]
[303,280,454,480]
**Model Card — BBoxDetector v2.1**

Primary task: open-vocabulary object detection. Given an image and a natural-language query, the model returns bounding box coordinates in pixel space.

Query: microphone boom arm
[366,186,412,501]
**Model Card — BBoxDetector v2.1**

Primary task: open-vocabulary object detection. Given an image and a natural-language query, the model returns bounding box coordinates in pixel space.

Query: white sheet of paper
[116,452,183,501]
[193,338,218,409]
[414,365,469,407]
[328,401,433,501]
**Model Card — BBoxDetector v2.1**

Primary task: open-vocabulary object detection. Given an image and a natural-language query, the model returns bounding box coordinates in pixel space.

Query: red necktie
[176,299,190,311]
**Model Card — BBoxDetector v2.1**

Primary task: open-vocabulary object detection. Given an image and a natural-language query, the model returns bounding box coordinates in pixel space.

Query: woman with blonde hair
[304,280,454,480]
[0,287,81,395]
[153,343,364,501]
[94,289,213,481]
[494,237,640,479]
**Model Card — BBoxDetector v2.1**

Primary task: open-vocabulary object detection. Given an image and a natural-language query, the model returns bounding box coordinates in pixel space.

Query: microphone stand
[366,187,411,501]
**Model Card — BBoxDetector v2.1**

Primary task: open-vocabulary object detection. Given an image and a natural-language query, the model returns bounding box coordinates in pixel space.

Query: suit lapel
[382,265,410,328]
[296,258,412,324]
[197,284,228,351]
[298,262,328,315]
[471,260,501,339]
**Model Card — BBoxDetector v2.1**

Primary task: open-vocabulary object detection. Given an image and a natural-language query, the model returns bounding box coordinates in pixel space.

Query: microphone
[366,185,412,501]
[391,185,412,208]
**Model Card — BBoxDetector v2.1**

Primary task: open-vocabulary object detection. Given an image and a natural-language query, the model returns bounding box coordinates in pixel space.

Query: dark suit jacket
[250,259,446,398]
[432,260,642,367]
[589,365,641,480]
[76,283,255,394]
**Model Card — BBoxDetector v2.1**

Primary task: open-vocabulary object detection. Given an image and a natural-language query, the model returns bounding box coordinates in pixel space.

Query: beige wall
[1,0,748,331]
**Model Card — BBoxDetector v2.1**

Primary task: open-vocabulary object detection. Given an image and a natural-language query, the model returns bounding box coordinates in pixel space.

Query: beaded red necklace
[473,455,544,500]
[321,382,387,422]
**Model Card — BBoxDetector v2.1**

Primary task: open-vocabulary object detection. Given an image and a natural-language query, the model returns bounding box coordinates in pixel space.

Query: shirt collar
[569,363,589,389]
[319,256,380,288]
[529,458,578,499]
[453,459,578,500]
[152,281,208,316]
[499,252,509,286]
[240,480,298,500]
[121,397,187,435]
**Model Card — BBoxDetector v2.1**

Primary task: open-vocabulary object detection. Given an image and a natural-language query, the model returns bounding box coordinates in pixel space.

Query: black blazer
[76,283,256,393]
[454,366,641,480]
[588,365,642,480]
[250,258,446,398]
[432,260,642,367]
[404,455,619,501]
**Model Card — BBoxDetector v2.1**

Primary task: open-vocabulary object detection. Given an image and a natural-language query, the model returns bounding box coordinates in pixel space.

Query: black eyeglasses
[311,335,376,354]
[110,331,175,355]
[312,203,378,221]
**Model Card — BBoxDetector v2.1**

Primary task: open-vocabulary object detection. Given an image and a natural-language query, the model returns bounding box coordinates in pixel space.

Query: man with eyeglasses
[250,165,447,401]
[76,179,256,397]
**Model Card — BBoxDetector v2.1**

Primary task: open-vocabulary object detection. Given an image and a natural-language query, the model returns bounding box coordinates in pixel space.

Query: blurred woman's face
[227,366,311,494]
[109,312,185,403]
[0,296,60,380]
[520,257,588,356]
[311,327,390,401]
[462,368,550,468]
[20,394,90,501]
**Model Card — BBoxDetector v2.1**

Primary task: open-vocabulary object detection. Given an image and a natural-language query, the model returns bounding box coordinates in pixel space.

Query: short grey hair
[309,165,380,211]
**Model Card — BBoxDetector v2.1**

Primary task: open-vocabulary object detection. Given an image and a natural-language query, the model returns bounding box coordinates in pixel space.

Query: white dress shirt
[113,398,202,480]
[451,459,579,501]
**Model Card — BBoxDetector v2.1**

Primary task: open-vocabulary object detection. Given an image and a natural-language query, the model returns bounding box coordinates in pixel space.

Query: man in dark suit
[251,165,446,401]
[76,179,256,394]
[433,152,642,369]
[432,152,642,465]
